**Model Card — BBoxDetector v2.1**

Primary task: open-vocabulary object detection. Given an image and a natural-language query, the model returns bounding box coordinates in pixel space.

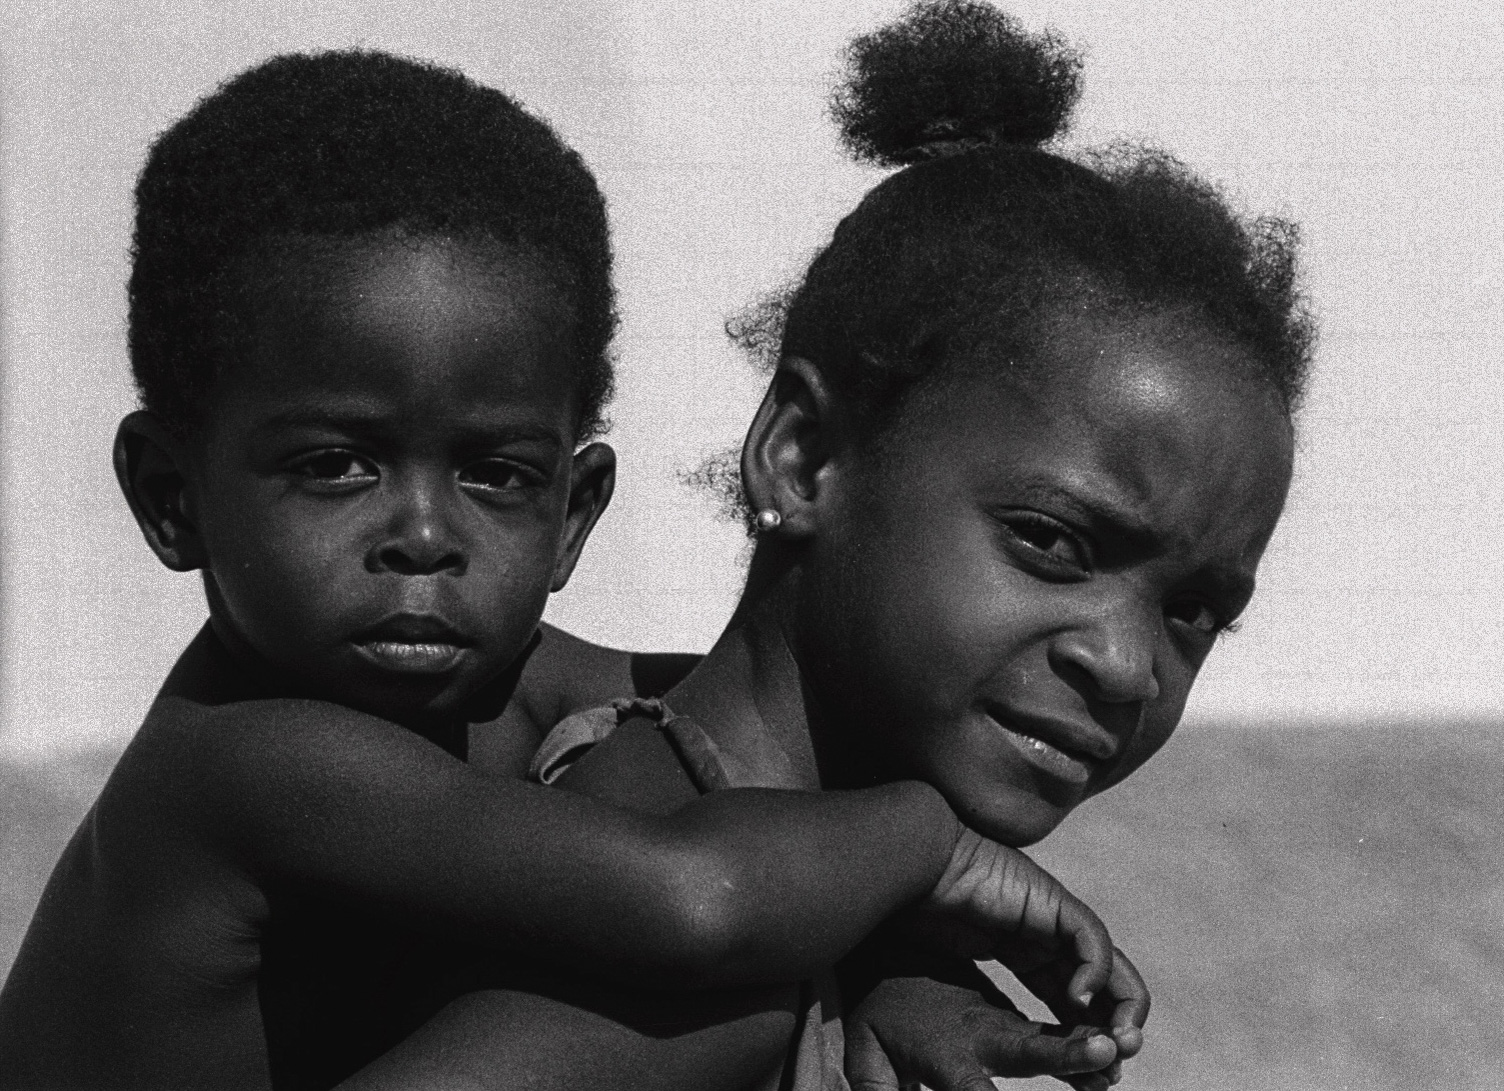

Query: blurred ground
[4,723,1501,1090]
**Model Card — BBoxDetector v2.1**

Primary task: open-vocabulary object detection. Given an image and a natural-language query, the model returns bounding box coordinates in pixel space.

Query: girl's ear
[113,411,209,572]
[551,441,616,592]
[740,357,842,540]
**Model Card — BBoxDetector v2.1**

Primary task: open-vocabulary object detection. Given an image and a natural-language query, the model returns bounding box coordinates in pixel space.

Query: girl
[346,2,1311,1089]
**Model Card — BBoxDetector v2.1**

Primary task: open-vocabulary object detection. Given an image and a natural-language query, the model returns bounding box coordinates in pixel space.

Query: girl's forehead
[1017,308,1290,453]
[894,307,1294,552]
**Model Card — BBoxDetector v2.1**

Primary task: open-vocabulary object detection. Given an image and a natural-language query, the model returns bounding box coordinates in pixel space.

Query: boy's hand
[844,971,1122,1091]
[915,827,1150,1060]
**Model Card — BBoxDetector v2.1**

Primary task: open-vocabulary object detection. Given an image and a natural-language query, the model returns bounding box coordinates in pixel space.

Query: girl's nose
[365,481,467,577]
[1048,612,1160,706]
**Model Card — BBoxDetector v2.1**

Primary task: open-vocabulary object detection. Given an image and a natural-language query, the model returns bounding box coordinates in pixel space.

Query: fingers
[978,1023,1118,1079]
[1057,897,1113,1008]
[844,1021,902,1091]
[1111,1024,1143,1059]
[925,1067,1010,1091]
[1105,946,1151,1049]
[1062,1071,1114,1091]
[925,1032,1117,1091]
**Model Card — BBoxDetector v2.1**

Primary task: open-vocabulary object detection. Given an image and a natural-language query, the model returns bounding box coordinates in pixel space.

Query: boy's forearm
[481,782,959,990]
[195,703,958,989]
[642,781,959,987]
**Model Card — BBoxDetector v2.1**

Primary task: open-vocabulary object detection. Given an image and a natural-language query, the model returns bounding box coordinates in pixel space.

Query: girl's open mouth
[985,710,1107,788]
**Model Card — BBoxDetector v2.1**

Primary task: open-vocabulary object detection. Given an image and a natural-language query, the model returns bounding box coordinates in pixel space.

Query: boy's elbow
[653,850,762,988]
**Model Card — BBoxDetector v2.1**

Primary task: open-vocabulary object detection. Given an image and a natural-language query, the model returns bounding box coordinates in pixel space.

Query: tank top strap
[529,697,736,793]
[649,703,735,795]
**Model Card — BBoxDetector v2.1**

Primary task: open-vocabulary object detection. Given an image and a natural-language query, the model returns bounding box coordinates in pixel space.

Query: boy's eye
[295,451,378,487]
[998,513,1090,573]
[458,459,538,493]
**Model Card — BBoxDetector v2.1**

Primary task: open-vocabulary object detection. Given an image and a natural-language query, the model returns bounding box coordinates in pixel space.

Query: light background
[2,1,1501,759]
[4,6,1503,1089]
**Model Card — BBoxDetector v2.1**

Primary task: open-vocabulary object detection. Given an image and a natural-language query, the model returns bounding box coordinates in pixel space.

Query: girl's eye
[296,451,377,486]
[459,460,536,493]
[1165,599,1231,635]
[1000,514,1089,572]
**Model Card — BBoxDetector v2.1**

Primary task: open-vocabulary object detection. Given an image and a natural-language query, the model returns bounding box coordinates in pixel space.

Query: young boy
[0,49,1139,1090]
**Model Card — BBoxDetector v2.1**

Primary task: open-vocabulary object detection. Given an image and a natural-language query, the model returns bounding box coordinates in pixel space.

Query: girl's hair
[733,0,1313,437]
[130,50,616,441]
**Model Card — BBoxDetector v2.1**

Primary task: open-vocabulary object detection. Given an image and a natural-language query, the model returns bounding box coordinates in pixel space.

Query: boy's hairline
[143,224,607,448]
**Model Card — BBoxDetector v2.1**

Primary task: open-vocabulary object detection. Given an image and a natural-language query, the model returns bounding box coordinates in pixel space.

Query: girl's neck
[667,547,880,791]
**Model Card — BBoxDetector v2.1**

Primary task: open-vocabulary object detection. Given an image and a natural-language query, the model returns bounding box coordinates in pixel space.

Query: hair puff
[830,0,1082,165]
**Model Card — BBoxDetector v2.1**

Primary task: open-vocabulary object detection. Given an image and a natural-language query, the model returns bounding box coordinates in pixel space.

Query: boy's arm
[130,694,955,989]
[343,719,803,1091]
[340,725,1142,1091]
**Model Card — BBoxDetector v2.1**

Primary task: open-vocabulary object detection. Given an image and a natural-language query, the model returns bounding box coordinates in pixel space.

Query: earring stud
[754,508,783,533]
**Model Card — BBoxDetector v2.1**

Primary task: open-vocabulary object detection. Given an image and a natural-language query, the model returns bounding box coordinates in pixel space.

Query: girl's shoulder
[534,701,707,816]
[511,624,699,730]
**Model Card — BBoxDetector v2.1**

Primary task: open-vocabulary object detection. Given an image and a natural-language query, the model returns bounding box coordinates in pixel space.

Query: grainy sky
[2,0,1501,759]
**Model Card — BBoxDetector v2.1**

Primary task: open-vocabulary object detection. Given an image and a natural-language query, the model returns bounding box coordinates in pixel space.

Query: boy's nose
[366,487,467,577]
[1048,612,1160,706]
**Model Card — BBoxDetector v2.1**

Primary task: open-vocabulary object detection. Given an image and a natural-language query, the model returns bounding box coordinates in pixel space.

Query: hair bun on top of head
[831,0,1082,166]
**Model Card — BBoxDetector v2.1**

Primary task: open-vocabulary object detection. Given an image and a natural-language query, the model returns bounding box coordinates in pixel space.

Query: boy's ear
[740,357,841,540]
[114,411,208,572]
[551,441,616,592]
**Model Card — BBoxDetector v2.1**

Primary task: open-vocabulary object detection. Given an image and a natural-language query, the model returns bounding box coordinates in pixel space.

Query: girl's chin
[949,798,1064,847]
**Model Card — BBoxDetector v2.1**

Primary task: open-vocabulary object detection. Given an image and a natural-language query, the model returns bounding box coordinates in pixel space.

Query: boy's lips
[984,706,1118,788]
[351,615,472,675]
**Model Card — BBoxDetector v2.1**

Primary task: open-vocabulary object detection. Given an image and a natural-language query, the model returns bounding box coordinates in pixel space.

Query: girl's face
[801,309,1294,846]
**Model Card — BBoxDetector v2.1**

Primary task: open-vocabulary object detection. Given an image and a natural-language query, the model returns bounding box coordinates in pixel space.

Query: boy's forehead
[253,232,567,335]
[216,233,581,427]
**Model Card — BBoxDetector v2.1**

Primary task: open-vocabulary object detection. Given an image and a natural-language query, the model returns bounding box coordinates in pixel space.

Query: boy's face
[804,309,1294,845]
[164,235,609,726]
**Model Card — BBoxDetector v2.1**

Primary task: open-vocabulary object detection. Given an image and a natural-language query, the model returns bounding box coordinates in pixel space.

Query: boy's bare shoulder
[101,629,454,875]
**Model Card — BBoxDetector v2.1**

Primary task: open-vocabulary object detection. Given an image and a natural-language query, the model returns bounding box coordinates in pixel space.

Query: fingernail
[1077,991,1094,1006]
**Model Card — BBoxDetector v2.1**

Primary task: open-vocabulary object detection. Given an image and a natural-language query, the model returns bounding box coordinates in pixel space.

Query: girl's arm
[118,693,957,990]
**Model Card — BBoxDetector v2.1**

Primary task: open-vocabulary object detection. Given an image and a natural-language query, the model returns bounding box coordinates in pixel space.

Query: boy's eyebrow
[258,407,567,449]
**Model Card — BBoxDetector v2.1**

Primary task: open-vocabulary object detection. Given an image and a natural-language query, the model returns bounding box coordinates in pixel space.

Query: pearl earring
[754,509,783,533]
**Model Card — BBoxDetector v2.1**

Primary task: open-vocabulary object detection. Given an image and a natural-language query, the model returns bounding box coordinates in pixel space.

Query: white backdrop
[3,0,1502,760]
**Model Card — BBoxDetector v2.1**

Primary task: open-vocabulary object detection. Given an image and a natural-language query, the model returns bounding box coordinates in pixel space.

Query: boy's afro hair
[129,49,616,440]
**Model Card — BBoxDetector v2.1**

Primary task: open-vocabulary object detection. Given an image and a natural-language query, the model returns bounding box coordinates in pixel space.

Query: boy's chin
[325,676,464,724]
[336,652,528,728]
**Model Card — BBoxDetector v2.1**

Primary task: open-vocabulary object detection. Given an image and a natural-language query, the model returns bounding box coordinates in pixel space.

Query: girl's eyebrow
[1016,482,1159,553]
[1042,484,1262,602]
